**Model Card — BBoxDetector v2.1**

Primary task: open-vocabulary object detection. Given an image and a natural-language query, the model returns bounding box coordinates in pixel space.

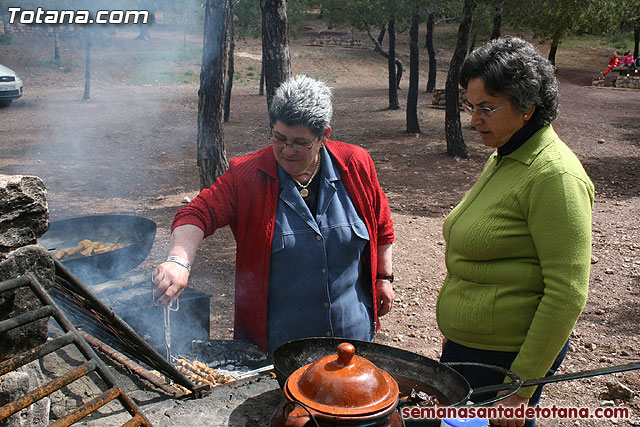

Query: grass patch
[39,57,78,73]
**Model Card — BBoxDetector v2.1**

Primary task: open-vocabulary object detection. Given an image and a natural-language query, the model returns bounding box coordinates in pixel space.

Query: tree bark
[223,6,235,123]
[135,8,154,40]
[445,0,476,158]
[633,17,639,60]
[365,23,403,88]
[183,11,188,52]
[52,26,60,59]
[406,7,420,134]
[425,11,436,93]
[490,0,503,40]
[548,36,559,66]
[259,60,265,96]
[83,28,91,101]
[261,0,292,110]
[197,0,231,189]
[388,17,400,110]
[376,24,386,51]
[0,0,7,34]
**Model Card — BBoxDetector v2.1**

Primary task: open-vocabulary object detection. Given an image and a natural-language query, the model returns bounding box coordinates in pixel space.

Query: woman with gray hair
[153,75,395,354]
[436,37,594,426]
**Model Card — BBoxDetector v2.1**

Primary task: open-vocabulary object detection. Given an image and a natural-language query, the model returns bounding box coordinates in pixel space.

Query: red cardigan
[172,140,394,351]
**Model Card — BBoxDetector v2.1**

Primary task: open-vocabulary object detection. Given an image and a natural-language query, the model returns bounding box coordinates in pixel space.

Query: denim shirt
[267,147,374,353]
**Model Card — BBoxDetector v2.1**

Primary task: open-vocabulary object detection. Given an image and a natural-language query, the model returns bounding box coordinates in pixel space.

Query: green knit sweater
[436,125,594,397]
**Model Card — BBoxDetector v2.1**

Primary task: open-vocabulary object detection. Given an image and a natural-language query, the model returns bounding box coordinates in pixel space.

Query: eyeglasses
[463,103,505,118]
[269,135,318,152]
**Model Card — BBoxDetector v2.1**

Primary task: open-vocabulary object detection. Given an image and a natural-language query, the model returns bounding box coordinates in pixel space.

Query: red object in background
[602,54,621,76]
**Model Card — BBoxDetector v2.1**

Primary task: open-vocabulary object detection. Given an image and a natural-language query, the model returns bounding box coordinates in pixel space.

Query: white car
[0,64,23,107]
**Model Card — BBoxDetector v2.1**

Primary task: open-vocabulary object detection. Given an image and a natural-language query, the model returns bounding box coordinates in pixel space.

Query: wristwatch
[376,273,394,283]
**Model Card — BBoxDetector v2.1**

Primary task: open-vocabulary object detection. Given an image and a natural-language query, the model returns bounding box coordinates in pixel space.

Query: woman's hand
[153,224,203,305]
[490,391,529,427]
[152,261,190,305]
[375,278,394,316]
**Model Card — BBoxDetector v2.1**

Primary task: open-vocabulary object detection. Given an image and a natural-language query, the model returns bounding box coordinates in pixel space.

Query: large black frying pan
[273,338,640,407]
[39,215,156,285]
[272,338,475,407]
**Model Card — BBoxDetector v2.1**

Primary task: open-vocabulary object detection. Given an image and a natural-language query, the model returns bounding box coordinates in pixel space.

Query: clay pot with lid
[270,342,404,427]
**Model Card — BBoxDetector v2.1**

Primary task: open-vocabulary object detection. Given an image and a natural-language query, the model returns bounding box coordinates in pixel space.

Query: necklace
[292,158,321,198]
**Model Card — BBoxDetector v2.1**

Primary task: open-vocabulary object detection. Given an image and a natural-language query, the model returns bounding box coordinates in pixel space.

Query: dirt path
[1,25,639,426]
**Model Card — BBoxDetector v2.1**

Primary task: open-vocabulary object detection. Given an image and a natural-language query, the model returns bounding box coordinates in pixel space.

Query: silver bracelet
[166,255,191,273]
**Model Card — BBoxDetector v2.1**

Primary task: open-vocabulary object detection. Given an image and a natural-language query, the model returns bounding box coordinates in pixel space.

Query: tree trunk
[183,11,188,52]
[490,0,503,40]
[445,0,476,158]
[83,28,91,101]
[633,18,639,59]
[197,0,231,189]
[0,0,7,34]
[259,60,265,96]
[406,7,420,134]
[223,7,235,123]
[388,17,400,110]
[548,36,559,66]
[261,0,292,110]
[53,26,60,59]
[425,11,436,93]
[365,23,404,88]
[376,24,386,50]
[135,10,154,40]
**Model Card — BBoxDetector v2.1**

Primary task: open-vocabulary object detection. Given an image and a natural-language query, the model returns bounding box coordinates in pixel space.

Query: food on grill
[53,240,126,260]
[149,369,192,395]
[173,357,234,386]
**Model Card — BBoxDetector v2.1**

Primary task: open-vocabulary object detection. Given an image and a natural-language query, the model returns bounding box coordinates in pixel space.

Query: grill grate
[50,259,206,395]
[0,274,153,426]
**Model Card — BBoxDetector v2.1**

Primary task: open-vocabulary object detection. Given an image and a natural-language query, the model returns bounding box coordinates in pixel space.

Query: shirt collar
[501,125,557,166]
[276,146,339,189]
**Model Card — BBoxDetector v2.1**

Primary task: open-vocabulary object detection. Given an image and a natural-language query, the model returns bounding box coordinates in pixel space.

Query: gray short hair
[268,75,333,137]
[460,37,558,127]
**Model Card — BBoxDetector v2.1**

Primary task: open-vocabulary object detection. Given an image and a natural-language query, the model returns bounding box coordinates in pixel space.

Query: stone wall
[431,88,467,107]
[615,73,640,89]
[0,175,52,426]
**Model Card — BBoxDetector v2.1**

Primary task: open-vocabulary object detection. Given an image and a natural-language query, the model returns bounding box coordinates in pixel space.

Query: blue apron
[267,147,374,353]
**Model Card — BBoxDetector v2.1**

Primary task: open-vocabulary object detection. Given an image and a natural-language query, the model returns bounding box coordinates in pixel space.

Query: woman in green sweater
[437,37,594,427]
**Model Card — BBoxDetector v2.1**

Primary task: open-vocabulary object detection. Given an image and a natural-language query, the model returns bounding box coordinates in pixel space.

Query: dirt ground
[1,22,639,426]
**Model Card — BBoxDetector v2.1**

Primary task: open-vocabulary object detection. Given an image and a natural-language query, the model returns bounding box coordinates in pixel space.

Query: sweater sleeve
[365,151,394,246]
[509,172,594,397]
[172,161,239,237]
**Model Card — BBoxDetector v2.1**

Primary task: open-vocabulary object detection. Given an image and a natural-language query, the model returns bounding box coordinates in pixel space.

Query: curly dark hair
[460,37,559,127]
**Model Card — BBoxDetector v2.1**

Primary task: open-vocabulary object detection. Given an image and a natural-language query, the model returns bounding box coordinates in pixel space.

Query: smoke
[2,2,214,356]
[1,1,205,217]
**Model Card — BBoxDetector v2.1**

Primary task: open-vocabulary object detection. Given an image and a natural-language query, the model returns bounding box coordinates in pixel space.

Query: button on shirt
[267,147,373,353]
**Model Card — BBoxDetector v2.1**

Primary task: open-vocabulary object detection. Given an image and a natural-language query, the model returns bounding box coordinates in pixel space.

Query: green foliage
[472,1,496,35]
[234,0,262,37]
[504,0,640,42]
[0,33,12,45]
[578,0,640,35]
[234,0,321,38]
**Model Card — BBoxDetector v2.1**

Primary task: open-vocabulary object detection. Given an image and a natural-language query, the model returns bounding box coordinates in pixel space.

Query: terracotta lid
[285,342,399,417]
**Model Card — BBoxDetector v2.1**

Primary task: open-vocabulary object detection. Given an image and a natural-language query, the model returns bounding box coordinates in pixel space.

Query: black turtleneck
[497,119,543,158]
